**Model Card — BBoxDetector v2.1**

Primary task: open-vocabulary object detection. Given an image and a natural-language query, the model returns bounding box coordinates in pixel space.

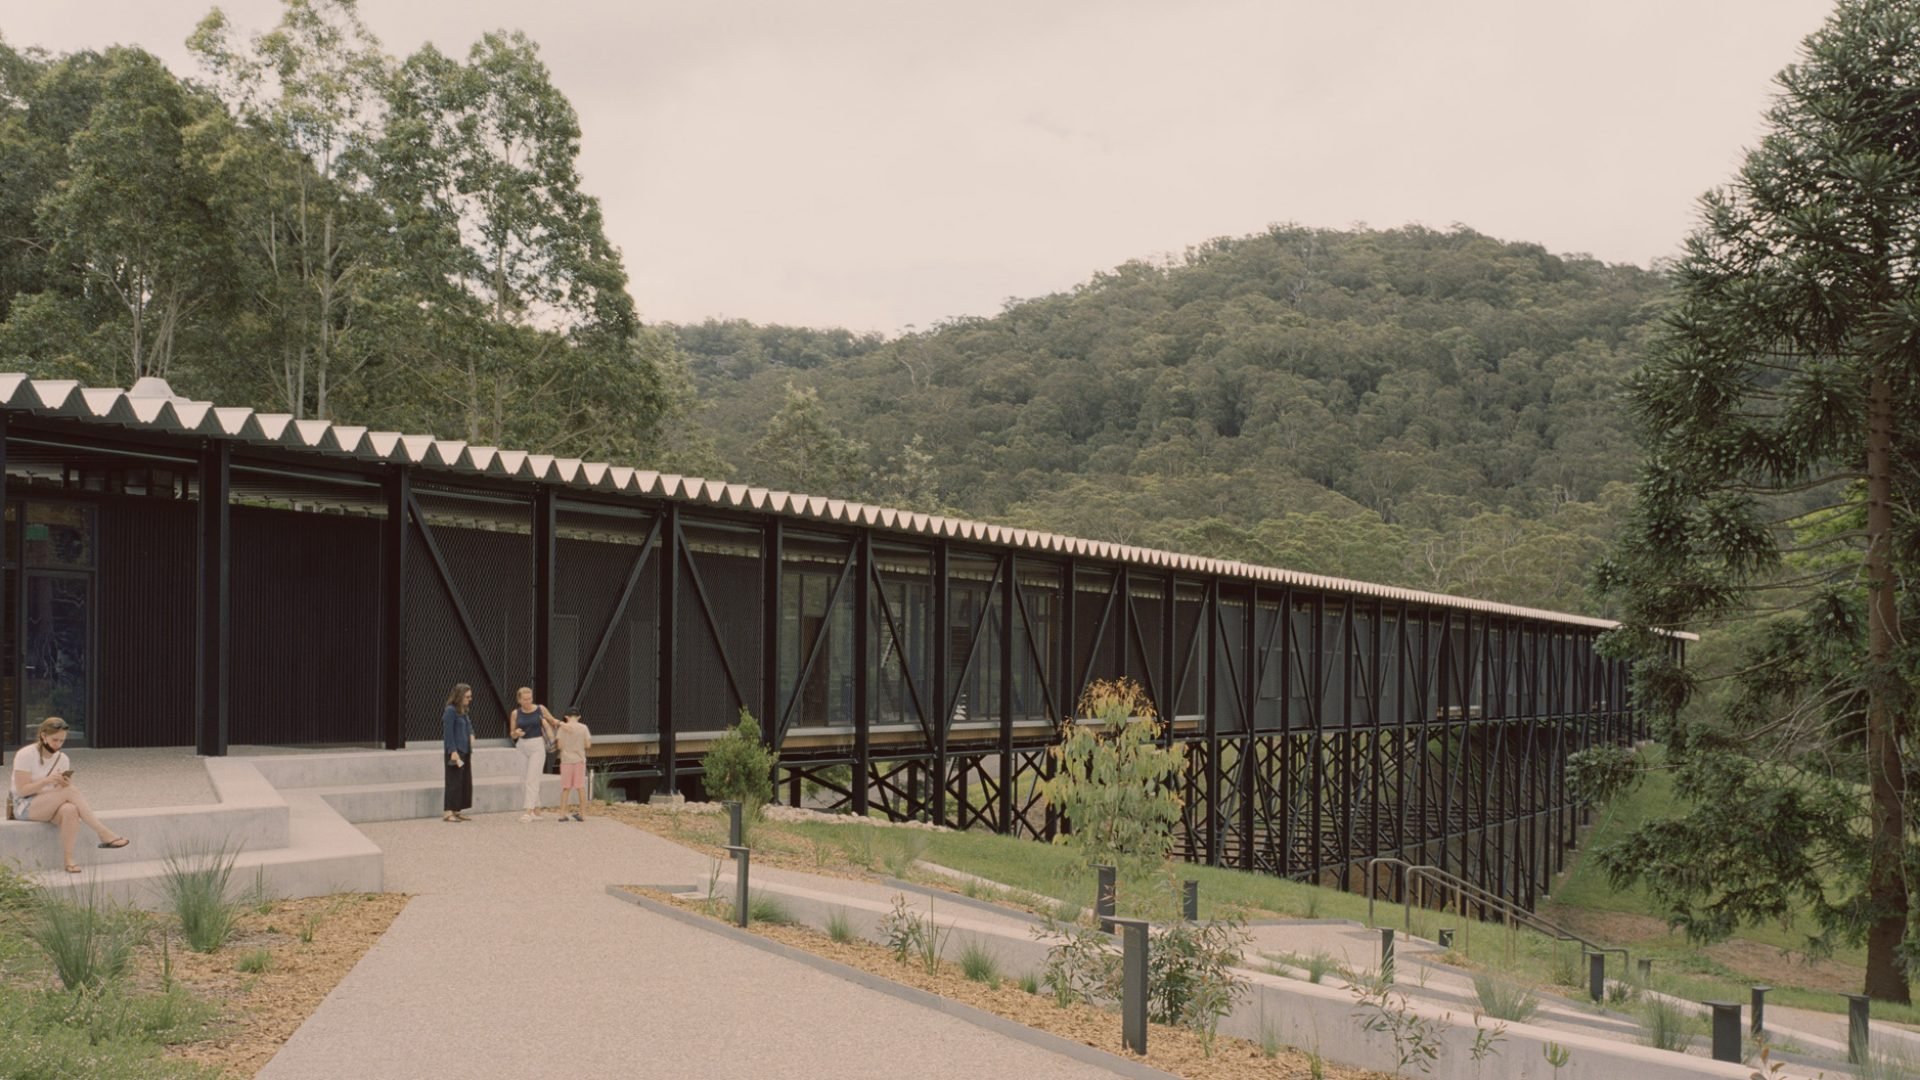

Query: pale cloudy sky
[5,0,1837,334]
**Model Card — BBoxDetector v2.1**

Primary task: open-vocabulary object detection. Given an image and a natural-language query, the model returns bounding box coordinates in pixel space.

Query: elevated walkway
[5,744,558,908]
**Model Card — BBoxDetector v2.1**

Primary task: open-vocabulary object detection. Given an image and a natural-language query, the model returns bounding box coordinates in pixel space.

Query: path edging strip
[604,885,1178,1080]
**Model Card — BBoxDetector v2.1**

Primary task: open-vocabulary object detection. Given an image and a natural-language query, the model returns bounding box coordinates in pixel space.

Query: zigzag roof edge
[0,373,1683,637]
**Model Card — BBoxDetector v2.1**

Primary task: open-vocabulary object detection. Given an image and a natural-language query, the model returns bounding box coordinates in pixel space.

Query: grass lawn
[620,763,1913,1029]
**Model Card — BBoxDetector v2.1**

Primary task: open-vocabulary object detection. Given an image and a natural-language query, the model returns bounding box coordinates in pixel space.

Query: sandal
[64,864,81,874]
[98,837,130,849]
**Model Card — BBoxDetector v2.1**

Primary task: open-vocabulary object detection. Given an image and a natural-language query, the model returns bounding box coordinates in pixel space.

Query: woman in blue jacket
[443,683,475,822]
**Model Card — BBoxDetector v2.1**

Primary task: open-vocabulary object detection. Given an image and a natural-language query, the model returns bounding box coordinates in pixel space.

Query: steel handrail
[1364,857,1629,964]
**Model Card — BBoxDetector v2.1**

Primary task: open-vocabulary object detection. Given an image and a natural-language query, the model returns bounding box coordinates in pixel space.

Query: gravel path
[256,811,1129,1080]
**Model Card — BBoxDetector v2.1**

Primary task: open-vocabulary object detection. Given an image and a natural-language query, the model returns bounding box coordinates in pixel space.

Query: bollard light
[725,844,750,928]
[1113,918,1150,1055]
[725,800,743,848]
[1844,993,1870,1065]
[1587,951,1605,1003]
[1704,1000,1742,1063]
[1181,880,1198,922]
[1751,985,1770,1037]
[1379,927,1396,986]
[1437,927,1455,950]
[1636,957,1652,981]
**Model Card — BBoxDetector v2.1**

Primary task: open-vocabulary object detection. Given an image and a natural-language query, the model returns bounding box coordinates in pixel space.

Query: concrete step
[312,775,562,824]
[28,789,381,908]
[245,745,540,789]
[0,757,289,870]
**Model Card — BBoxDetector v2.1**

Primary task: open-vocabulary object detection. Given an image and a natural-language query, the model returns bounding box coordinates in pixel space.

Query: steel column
[853,530,871,816]
[194,439,231,757]
[532,485,555,707]
[934,540,950,825]
[659,504,680,797]
[1204,579,1221,865]
[761,519,782,744]
[998,552,1014,832]
[380,466,410,749]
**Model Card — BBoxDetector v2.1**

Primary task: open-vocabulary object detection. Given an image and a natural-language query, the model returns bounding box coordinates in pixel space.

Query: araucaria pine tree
[1593,0,1920,1003]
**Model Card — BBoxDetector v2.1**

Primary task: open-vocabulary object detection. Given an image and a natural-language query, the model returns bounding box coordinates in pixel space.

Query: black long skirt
[444,753,473,812]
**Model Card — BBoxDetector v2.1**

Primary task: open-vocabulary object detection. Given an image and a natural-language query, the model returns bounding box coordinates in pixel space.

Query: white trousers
[519,737,545,810]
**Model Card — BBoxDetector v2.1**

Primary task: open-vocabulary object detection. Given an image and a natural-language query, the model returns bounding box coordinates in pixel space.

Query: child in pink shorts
[554,708,592,822]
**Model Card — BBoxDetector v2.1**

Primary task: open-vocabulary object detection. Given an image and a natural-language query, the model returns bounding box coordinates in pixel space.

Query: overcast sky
[6,0,1837,334]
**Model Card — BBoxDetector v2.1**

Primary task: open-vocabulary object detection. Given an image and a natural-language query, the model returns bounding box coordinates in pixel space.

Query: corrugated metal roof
[0,374,1690,638]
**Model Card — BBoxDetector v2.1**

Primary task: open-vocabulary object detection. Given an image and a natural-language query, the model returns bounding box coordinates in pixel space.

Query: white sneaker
[520,812,537,822]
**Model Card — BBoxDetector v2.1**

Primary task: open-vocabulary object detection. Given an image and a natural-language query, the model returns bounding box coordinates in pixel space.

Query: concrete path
[257,812,1130,1080]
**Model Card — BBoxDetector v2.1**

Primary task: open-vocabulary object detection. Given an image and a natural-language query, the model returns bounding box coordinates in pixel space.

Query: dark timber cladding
[0,376,1686,913]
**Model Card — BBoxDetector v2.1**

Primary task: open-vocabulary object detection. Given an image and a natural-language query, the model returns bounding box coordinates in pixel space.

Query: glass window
[23,503,93,569]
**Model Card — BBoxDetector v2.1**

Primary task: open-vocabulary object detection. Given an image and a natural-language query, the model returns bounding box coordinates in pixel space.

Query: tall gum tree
[1595,0,1920,1003]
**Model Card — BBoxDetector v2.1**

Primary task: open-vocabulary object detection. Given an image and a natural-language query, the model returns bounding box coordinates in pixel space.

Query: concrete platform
[9,745,558,909]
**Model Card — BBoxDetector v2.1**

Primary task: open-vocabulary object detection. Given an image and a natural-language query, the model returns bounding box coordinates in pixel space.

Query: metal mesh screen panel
[555,503,657,734]
[675,522,761,733]
[231,505,380,744]
[403,489,531,742]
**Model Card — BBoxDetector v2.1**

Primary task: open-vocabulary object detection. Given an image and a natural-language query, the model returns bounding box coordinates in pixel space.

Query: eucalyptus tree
[189,0,395,420]
[378,30,660,459]
[1593,0,1920,1002]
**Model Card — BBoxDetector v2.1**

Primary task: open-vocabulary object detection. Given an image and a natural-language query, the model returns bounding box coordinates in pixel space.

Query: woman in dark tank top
[508,686,556,821]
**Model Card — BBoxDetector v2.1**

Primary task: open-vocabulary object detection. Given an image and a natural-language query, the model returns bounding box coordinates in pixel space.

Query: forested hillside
[677,227,1669,614]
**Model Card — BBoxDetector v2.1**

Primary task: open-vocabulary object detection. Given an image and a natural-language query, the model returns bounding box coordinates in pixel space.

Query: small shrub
[881,895,923,963]
[1637,995,1697,1053]
[1303,949,1337,983]
[1301,889,1322,919]
[1038,678,1184,881]
[747,891,797,927]
[236,948,273,974]
[701,708,779,831]
[242,869,276,915]
[25,890,139,991]
[1258,1013,1282,1058]
[881,832,932,878]
[1548,948,1583,989]
[1472,973,1541,1022]
[1017,970,1040,994]
[959,939,1000,986]
[824,907,855,944]
[160,842,243,953]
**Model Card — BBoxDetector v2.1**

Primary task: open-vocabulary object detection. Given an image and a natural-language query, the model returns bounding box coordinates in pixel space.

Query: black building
[1,374,1679,908]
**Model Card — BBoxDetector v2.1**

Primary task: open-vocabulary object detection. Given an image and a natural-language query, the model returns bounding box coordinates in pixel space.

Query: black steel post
[195,439,231,757]
[533,485,555,708]
[933,540,951,827]
[658,505,680,800]
[727,845,750,928]
[1115,918,1149,1055]
[1096,864,1116,932]
[1182,880,1198,921]
[1309,593,1324,885]
[1706,1001,1742,1063]
[1379,927,1396,985]
[853,530,871,816]
[1437,610,1454,880]
[1637,957,1652,981]
[998,552,1014,832]
[726,800,742,847]
[1059,556,1077,714]
[1437,928,1455,950]
[1751,985,1769,1037]
[761,519,782,747]
[380,466,410,750]
[1845,993,1870,1064]
[1241,585,1259,872]
[1588,951,1605,1003]
[1203,579,1221,866]
[1161,570,1176,750]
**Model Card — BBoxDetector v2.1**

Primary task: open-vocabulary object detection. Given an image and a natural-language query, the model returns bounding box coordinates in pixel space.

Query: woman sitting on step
[11,717,130,873]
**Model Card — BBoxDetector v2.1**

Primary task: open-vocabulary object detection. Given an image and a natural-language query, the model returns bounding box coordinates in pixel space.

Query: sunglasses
[44,720,68,731]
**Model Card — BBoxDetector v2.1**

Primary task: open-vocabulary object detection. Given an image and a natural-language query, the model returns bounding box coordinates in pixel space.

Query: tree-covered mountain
[674,226,1670,614]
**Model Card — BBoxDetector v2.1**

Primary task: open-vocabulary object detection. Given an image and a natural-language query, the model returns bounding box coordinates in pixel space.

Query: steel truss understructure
[0,393,1672,913]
